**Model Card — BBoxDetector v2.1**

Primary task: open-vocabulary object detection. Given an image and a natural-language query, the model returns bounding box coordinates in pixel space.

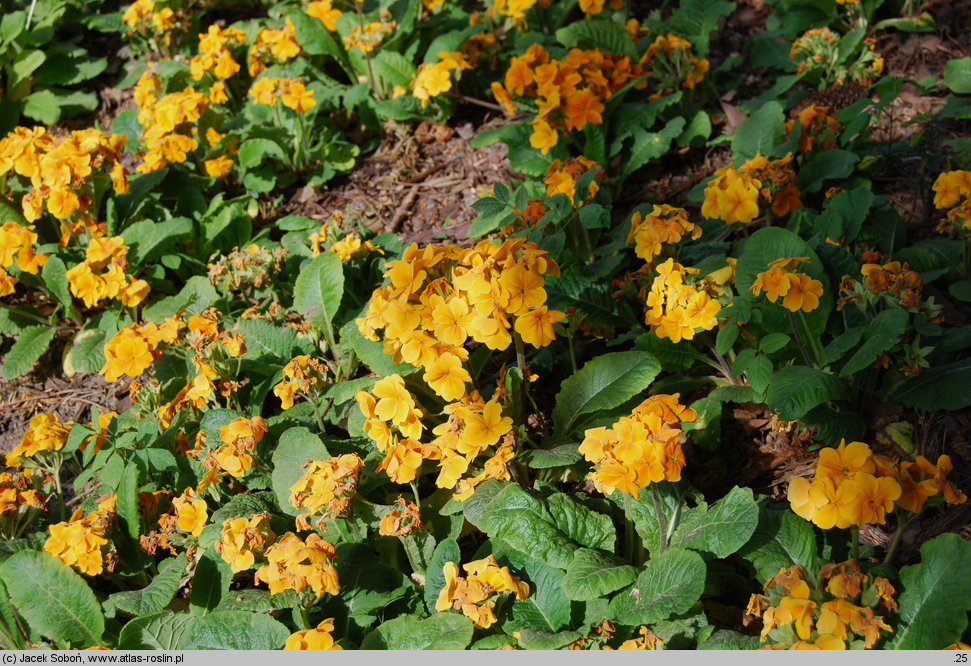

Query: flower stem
[883,514,911,566]
[650,484,668,555]
[850,525,860,563]
[624,493,635,565]
[298,606,312,630]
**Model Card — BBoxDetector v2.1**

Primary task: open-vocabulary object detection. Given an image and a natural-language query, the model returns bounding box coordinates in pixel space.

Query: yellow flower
[44,508,109,576]
[782,273,824,313]
[204,155,234,178]
[422,352,471,401]
[172,488,208,536]
[307,0,341,31]
[529,119,558,154]
[932,170,971,209]
[285,619,342,650]
[514,306,565,348]
[216,513,275,573]
[255,532,339,597]
[101,327,155,383]
[280,80,316,113]
[752,267,792,303]
[702,165,761,224]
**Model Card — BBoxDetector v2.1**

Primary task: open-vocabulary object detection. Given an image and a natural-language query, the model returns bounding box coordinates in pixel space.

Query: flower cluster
[489,0,538,23]
[0,127,128,231]
[357,239,564,367]
[933,170,971,232]
[412,51,472,107]
[343,17,396,54]
[285,618,342,650]
[274,355,329,410]
[307,1,342,31]
[5,413,71,467]
[100,316,185,383]
[858,260,923,309]
[122,0,186,49]
[0,221,47,295]
[544,156,602,205]
[579,394,696,498]
[787,440,966,530]
[492,44,643,154]
[644,258,721,342]
[45,506,112,576]
[786,104,841,153]
[702,153,801,225]
[136,84,210,173]
[356,375,427,484]
[289,454,363,530]
[435,555,530,628]
[627,205,702,264]
[605,626,664,651]
[752,257,824,313]
[255,532,340,598]
[190,24,247,81]
[378,497,422,537]
[249,77,317,113]
[748,561,896,649]
[171,487,208,536]
[66,236,150,308]
[641,34,710,100]
[215,513,276,572]
[209,244,289,295]
[0,469,48,537]
[211,417,268,481]
[790,28,883,87]
[249,19,301,76]
[308,216,383,262]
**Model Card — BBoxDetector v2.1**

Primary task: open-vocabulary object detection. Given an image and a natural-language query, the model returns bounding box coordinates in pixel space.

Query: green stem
[512,330,529,426]
[650,484,668,555]
[850,525,860,563]
[409,481,421,512]
[797,311,823,367]
[883,514,911,566]
[787,311,815,367]
[624,493,635,565]
[298,606,312,630]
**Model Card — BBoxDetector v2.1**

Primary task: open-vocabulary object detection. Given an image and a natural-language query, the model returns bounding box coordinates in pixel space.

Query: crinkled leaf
[179,610,289,649]
[0,551,104,647]
[553,351,661,436]
[562,549,636,601]
[111,554,187,617]
[608,548,706,626]
[669,486,758,558]
[117,612,193,649]
[270,427,329,515]
[361,613,474,649]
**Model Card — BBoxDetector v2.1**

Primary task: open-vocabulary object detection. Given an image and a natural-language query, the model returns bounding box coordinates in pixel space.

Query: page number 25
[956,654,968,663]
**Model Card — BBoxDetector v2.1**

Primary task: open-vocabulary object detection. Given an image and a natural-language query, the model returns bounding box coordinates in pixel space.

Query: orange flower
[563,89,604,132]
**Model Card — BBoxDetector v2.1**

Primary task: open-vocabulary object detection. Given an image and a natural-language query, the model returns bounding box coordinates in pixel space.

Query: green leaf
[372,50,416,88]
[293,253,344,333]
[765,365,849,420]
[944,57,971,94]
[562,549,636,601]
[10,49,45,89]
[678,110,712,147]
[180,610,289,649]
[890,533,971,649]
[515,629,583,650]
[424,538,460,613]
[239,138,287,168]
[35,55,107,86]
[497,547,571,633]
[3,325,55,380]
[188,552,232,616]
[143,276,218,322]
[237,318,303,360]
[798,149,859,193]
[22,90,60,124]
[608,547,706,625]
[737,501,819,583]
[545,493,615,551]
[886,358,971,411]
[111,554,187,617]
[760,333,791,354]
[41,255,72,312]
[668,486,759,558]
[0,579,25,649]
[555,18,637,58]
[334,543,411,624]
[466,484,578,569]
[698,629,761,649]
[0,551,104,647]
[121,217,192,266]
[732,101,784,161]
[839,308,909,377]
[949,279,971,302]
[622,117,686,179]
[270,427,329,515]
[670,0,734,56]
[117,612,193,649]
[361,613,474,649]
[525,444,582,469]
[552,351,661,436]
[116,462,140,539]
